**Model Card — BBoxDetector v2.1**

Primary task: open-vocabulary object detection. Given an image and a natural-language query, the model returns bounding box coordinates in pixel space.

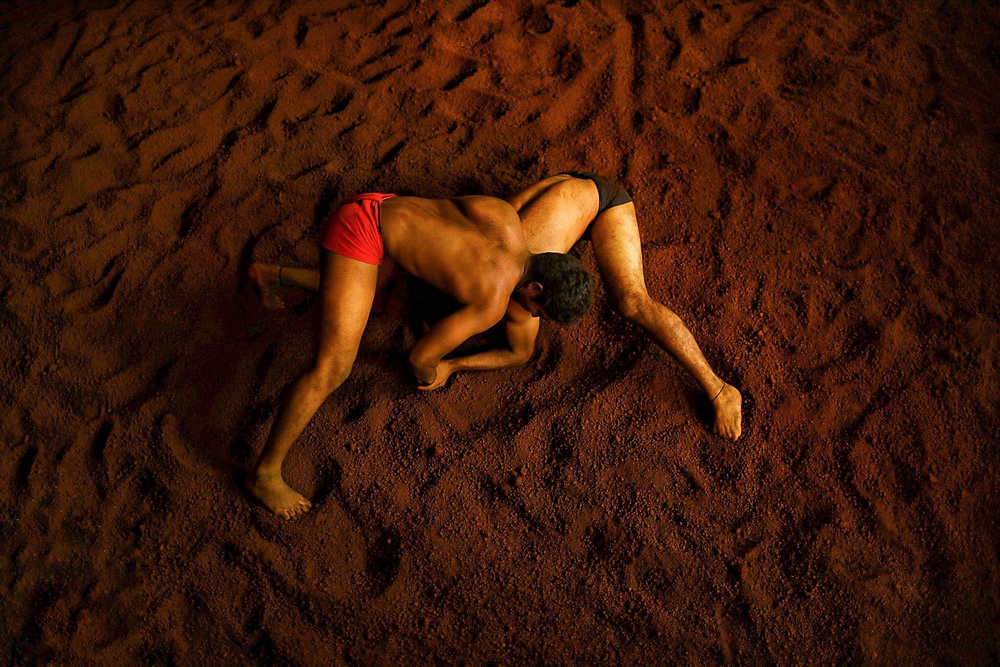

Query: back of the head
[526,253,595,325]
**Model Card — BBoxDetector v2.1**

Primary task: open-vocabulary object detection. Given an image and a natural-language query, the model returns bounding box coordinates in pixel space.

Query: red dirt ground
[2,0,999,663]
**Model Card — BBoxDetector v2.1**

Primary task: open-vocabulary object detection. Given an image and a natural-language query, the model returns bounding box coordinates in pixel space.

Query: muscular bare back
[381,195,527,306]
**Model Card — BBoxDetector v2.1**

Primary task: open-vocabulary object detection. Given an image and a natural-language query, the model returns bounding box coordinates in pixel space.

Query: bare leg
[247,251,378,517]
[506,176,599,253]
[589,204,743,440]
[248,261,396,310]
[506,174,574,213]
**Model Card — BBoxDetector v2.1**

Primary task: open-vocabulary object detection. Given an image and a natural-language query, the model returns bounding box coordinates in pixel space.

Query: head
[515,252,594,325]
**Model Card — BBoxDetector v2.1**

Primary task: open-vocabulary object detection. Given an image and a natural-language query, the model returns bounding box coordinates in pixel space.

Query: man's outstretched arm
[418,315,540,390]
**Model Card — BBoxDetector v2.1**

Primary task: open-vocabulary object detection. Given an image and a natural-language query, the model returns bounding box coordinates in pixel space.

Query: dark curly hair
[526,253,595,325]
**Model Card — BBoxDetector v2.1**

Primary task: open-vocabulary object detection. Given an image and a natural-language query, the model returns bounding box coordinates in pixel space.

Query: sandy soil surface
[2,0,999,663]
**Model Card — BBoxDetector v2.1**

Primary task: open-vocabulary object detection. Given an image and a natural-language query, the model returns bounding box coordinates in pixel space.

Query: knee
[615,290,651,323]
[310,359,353,395]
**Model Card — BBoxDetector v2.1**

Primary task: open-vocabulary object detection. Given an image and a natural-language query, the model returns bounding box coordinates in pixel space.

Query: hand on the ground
[712,383,743,440]
[246,472,312,519]
[410,359,437,386]
[418,361,454,391]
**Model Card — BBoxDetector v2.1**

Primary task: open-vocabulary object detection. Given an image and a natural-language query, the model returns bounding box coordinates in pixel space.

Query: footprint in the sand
[324,91,353,116]
[632,548,675,597]
[376,140,405,168]
[295,16,309,48]
[523,6,553,34]
[362,64,400,85]
[93,267,124,311]
[441,63,477,91]
[15,445,37,491]
[308,460,403,596]
[366,529,403,597]
[90,420,114,487]
[455,0,488,21]
[787,175,836,201]
[682,85,702,115]
[547,420,574,470]
[251,98,278,132]
[161,413,211,472]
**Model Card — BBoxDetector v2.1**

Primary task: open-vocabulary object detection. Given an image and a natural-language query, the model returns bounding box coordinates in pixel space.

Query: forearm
[408,301,508,384]
[449,347,531,373]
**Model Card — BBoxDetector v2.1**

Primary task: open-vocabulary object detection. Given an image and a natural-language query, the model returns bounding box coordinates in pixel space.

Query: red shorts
[319,193,396,265]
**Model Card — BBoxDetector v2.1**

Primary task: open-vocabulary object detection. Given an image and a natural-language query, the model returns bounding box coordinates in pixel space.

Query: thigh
[505,174,572,212]
[518,178,600,254]
[315,250,380,369]
[589,203,648,300]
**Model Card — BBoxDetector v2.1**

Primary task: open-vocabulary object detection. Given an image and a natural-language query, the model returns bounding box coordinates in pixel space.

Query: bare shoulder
[453,195,520,230]
[451,250,520,317]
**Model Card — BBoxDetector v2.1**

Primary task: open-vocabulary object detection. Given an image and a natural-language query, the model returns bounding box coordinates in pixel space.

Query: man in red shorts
[246,192,593,518]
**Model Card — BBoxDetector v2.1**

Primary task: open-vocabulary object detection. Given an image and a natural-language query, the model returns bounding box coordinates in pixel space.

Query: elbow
[512,349,533,367]
[408,350,431,374]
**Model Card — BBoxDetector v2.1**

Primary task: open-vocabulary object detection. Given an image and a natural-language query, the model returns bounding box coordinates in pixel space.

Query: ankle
[251,465,282,480]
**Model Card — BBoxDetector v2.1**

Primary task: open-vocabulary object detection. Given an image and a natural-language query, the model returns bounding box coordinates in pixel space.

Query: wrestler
[251,173,742,442]
[246,192,593,518]
[449,172,742,439]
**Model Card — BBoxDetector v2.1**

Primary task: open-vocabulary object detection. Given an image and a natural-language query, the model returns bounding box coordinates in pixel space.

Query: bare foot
[246,471,312,518]
[711,383,743,440]
[248,262,286,309]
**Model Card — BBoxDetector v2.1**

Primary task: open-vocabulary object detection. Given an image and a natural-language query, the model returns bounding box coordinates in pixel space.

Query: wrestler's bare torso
[380,195,527,307]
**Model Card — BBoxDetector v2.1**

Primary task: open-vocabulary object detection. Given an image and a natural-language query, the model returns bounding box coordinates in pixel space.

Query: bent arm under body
[408,298,509,385]
[418,311,540,390]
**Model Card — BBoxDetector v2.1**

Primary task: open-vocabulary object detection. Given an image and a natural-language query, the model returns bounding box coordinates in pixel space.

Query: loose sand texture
[1,0,999,663]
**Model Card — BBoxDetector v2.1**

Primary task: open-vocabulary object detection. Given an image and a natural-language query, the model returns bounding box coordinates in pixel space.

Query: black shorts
[560,171,632,214]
